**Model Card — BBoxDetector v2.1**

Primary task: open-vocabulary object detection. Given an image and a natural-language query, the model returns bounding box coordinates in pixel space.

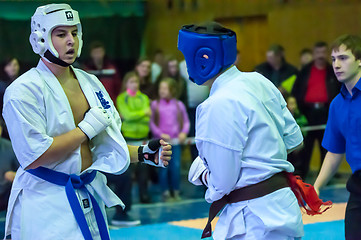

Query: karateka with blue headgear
[2,3,171,240]
[179,22,305,240]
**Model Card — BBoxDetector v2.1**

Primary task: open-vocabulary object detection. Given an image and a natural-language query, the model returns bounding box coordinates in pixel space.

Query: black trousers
[104,167,133,213]
[300,105,328,177]
[345,170,361,240]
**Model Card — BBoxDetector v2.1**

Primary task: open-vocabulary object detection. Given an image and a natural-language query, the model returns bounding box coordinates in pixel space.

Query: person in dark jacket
[255,44,298,88]
[292,41,341,178]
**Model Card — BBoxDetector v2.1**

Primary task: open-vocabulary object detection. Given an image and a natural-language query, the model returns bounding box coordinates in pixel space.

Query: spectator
[255,44,298,89]
[83,41,122,103]
[118,70,153,204]
[161,56,187,105]
[151,49,164,83]
[0,57,21,139]
[299,48,313,69]
[0,58,20,114]
[117,71,151,140]
[135,57,155,99]
[0,117,19,212]
[150,77,190,201]
[292,41,341,177]
[104,71,151,226]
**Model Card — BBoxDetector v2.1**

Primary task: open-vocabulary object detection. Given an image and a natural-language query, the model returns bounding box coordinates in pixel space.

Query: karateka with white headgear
[2,3,171,240]
[179,22,305,240]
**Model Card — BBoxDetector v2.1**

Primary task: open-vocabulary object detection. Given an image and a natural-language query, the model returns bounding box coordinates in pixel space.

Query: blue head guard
[177,22,237,85]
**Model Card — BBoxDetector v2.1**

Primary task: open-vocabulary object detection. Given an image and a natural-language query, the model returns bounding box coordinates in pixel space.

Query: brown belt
[201,171,289,239]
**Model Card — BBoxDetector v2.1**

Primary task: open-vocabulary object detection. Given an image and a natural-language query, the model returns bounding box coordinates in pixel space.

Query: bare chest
[61,82,90,125]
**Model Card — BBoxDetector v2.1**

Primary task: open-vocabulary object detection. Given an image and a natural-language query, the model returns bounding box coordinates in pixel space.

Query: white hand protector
[188,156,208,186]
[78,106,111,140]
[138,139,165,168]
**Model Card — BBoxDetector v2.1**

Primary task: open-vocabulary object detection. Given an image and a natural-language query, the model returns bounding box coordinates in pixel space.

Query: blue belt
[27,167,110,240]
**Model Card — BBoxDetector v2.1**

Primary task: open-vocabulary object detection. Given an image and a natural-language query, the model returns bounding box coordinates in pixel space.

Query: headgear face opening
[29,3,83,67]
[177,23,237,85]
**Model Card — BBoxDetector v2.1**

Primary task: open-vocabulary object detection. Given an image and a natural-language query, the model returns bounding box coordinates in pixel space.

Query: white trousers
[223,206,302,240]
[8,190,103,240]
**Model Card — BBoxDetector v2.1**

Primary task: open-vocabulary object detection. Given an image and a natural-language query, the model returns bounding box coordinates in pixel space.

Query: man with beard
[292,41,341,178]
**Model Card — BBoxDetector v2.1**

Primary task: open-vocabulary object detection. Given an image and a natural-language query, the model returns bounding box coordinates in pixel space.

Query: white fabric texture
[190,66,304,239]
[188,156,207,186]
[2,59,130,239]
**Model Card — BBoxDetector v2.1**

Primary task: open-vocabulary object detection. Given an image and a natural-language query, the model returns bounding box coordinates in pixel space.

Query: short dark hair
[268,44,284,55]
[89,41,105,51]
[182,21,235,36]
[300,48,312,56]
[331,34,361,60]
[314,41,328,49]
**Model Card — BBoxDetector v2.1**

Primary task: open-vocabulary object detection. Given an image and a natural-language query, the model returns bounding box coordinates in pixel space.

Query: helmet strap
[44,50,71,67]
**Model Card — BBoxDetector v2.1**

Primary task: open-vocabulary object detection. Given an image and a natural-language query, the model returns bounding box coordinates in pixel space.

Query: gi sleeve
[2,98,53,169]
[280,94,303,150]
[188,156,207,186]
[198,141,243,203]
[195,96,245,202]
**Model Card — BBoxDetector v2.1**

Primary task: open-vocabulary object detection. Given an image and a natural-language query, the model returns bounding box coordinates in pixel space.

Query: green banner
[0,1,145,20]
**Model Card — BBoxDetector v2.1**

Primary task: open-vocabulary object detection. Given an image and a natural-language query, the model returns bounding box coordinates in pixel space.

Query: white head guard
[29,3,83,66]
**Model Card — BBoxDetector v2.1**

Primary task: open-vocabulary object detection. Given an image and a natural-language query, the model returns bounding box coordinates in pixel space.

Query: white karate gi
[2,60,130,240]
[189,66,304,240]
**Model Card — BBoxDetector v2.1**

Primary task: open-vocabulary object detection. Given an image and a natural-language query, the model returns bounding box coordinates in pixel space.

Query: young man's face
[51,25,79,65]
[331,44,361,84]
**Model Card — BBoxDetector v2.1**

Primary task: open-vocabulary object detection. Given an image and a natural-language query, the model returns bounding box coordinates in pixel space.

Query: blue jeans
[159,145,181,192]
